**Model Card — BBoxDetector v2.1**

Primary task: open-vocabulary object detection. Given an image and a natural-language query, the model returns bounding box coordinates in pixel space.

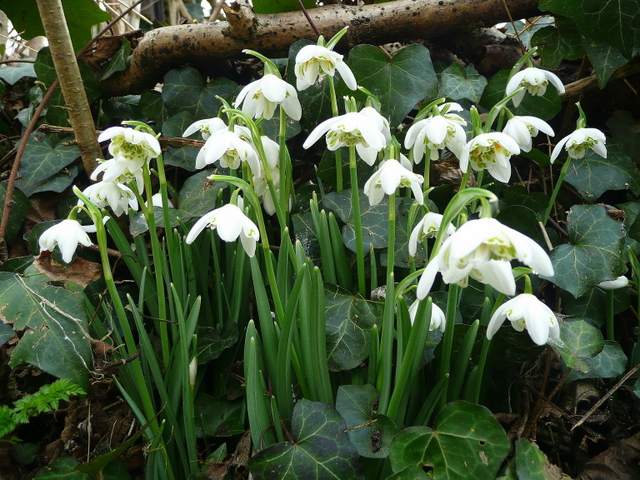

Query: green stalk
[279,106,292,224]
[471,297,493,404]
[349,146,366,297]
[439,283,460,408]
[449,319,479,401]
[328,76,343,191]
[606,289,615,341]
[377,272,395,415]
[543,157,572,225]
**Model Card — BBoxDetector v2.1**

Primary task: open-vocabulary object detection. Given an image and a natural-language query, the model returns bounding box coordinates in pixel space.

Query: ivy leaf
[607,110,640,159]
[0,63,36,85]
[0,182,29,245]
[96,38,132,82]
[567,340,628,381]
[389,401,510,479]
[249,399,364,480]
[531,19,583,68]
[546,204,626,297]
[515,439,563,480]
[34,456,91,479]
[438,63,487,103]
[197,322,238,364]
[1,269,91,388]
[335,385,399,458]
[2,0,110,52]
[325,286,380,371]
[162,111,199,171]
[16,133,80,197]
[550,318,604,374]
[195,394,244,437]
[162,67,237,119]
[348,45,438,127]
[565,145,640,201]
[582,41,627,88]
[539,0,640,58]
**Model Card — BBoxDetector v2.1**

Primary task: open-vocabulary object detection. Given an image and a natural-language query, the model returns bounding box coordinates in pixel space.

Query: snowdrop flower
[408,299,446,332]
[256,135,280,171]
[39,219,95,263]
[91,156,145,192]
[408,212,456,257]
[360,107,392,144]
[459,132,521,183]
[597,275,629,290]
[186,203,259,257]
[253,165,286,216]
[549,128,607,163]
[486,293,560,346]
[503,116,555,152]
[80,181,138,217]
[303,111,388,165]
[405,115,467,163]
[506,67,565,107]
[295,44,358,91]
[149,193,174,209]
[99,126,161,162]
[417,218,554,299]
[363,159,424,206]
[235,74,302,121]
[196,128,261,174]
[182,117,227,140]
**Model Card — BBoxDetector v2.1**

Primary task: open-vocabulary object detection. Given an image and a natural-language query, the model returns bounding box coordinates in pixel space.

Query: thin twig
[571,363,640,431]
[295,0,321,39]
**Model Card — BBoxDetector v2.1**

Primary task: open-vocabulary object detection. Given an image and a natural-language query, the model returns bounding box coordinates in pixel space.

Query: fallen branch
[99,0,541,95]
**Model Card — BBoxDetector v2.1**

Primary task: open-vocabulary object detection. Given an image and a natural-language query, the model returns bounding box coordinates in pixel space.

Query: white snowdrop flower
[405,115,467,163]
[91,156,145,193]
[408,212,456,257]
[182,117,227,140]
[597,275,629,290]
[186,203,260,257]
[506,67,565,107]
[196,128,261,174]
[295,44,358,91]
[363,159,424,206]
[503,116,555,152]
[256,135,280,171]
[360,107,392,144]
[80,181,138,217]
[459,132,521,183]
[99,126,161,162]
[408,299,447,332]
[149,193,174,208]
[253,165,284,216]
[417,218,554,299]
[549,127,607,163]
[39,219,95,263]
[303,111,387,166]
[486,293,560,346]
[235,74,302,121]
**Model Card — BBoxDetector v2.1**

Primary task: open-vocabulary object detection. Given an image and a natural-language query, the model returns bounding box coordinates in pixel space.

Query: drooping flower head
[505,67,565,107]
[549,127,607,163]
[408,299,447,332]
[185,203,260,257]
[303,110,388,165]
[459,132,521,183]
[295,44,357,91]
[80,181,138,217]
[182,117,227,140]
[417,218,554,299]
[503,115,555,153]
[408,212,456,257]
[91,155,145,193]
[39,219,95,263]
[196,127,261,174]
[98,126,161,162]
[405,115,467,163]
[363,159,424,206]
[235,74,302,121]
[486,293,559,346]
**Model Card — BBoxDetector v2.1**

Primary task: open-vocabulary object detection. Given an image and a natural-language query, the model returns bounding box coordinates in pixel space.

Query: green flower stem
[606,289,615,341]
[386,297,433,423]
[349,146,366,297]
[386,193,396,281]
[449,319,479,401]
[377,272,395,415]
[328,76,343,191]
[439,283,460,407]
[543,157,572,225]
[367,325,380,386]
[279,107,292,224]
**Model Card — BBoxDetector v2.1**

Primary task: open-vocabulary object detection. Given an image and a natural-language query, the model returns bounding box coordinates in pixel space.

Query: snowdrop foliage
[503,116,555,152]
[235,74,302,121]
[303,110,388,165]
[459,132,521,183]
[550,127,607,163]
[505,67,565,107]
[186,203,260,257]
[363,159,424,206]
[486,293,560,346]
[295,44,357,91]
[39,219,95,263]
[417,218,554,299]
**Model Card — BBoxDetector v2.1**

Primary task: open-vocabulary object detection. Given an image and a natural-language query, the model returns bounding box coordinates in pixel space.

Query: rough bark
[36,0,100,173]
[99,0,541,96]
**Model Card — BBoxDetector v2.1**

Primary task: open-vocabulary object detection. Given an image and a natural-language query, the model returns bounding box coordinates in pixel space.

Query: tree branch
[99,0,541,96]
